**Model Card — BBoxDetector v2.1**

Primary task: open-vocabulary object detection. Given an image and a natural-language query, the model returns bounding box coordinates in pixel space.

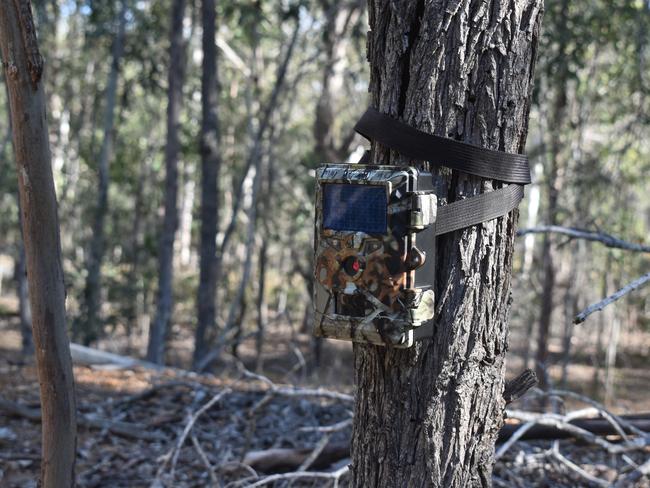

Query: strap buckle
[407,191,437,230]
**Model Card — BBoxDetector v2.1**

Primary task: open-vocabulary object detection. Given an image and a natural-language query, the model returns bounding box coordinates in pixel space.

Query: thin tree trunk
[193,0,222,369]
[604,271,622,405]
[535,0,570,388]
[147,0,187,364]
[176,159,195,268]
[255,237,268,371]
[351,2,543,486]
[560,240,583,386]
[591,254,611,398]
[522,161,543,368]
[16,216,33,356]
[79,1,127,345]
[314,0,362,162]
[0,1,77,485]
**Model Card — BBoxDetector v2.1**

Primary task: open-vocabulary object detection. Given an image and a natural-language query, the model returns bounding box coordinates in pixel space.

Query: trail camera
[313,164,437,347]
[312,108,531,348]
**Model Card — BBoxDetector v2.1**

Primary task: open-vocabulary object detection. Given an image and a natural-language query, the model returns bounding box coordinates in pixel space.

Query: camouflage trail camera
[313,164,438,348]
[312,108,531,348]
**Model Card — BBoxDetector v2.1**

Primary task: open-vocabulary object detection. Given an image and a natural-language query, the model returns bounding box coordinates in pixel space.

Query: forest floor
[0,313,649,487]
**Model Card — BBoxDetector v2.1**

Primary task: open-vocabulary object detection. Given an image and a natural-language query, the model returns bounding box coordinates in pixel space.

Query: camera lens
[343,255,363,276]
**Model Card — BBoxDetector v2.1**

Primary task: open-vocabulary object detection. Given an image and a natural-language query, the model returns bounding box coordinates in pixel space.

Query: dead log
[243,443,350,473]
[69,343,162,370]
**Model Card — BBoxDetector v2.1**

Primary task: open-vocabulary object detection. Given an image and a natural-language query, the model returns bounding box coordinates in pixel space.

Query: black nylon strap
[354,107,531,184]
[435,184,524,235]
[353,108,530,234]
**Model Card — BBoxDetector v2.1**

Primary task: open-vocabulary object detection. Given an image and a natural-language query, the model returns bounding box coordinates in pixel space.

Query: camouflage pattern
[313,164,436,348]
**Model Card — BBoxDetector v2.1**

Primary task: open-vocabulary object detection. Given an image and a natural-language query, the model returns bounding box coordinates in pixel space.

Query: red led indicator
[343,256,363,276]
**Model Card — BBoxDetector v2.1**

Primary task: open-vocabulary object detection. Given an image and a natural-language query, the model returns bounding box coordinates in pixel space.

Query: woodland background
[0,0,649,486]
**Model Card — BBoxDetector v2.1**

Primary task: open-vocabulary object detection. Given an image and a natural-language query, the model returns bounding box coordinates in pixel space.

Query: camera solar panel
[322,184,387,234]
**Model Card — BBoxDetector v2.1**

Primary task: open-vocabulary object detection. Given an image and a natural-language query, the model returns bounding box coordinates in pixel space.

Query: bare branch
[613,456,650,487]
[243,465,350,488]
[517,225,650,253]
[574,272,650,324]
[551,445,610,487]
[153,387,232,486]
[240,368,354,403]
[505,409,650,454]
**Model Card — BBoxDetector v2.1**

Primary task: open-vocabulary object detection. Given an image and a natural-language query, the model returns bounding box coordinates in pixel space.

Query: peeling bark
[351,1,544,486]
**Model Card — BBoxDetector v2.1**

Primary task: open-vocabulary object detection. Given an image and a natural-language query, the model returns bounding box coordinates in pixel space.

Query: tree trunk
[79,1,127,345]
[351,2,543,486]
[534,0,570,388]
[147,0,187,364]
[314,0,362,162]
[16,218,33,356]
[0,1,77,485]
[176,159,196,268]
[193,0,222,369]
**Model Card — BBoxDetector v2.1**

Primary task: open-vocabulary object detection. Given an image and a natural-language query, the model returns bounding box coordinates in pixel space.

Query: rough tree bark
[193,0,222,369]
[351,1,543,486]
[147,0,187,364]
[0,1,77,485]
[79,1,128,345]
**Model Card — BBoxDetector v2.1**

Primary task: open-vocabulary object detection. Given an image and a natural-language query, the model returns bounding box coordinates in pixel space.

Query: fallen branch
[0,452,41,461]
[551,444,609,488]
[613,456,650,487]
[574,271,650,324]
[243,443,350,473]
[0,397,164,442]
[69,343,162,370]
[243,464,350,488]
[505,409,650,454]
[241,368,354,403]
[153,387,233,485]
[517,226,650,253]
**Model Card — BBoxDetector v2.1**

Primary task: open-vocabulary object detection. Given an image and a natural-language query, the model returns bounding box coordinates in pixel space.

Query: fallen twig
[153,387,232,487]
[550,443,610,487]
[240,368,354,403]
[614,456,650,487]
[243,464,350,488]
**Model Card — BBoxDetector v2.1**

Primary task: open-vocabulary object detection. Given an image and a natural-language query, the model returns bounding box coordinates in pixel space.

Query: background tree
[351,1,544,486]
[147,0,187,364]
[193,0,222,369]
[78,0,128,345]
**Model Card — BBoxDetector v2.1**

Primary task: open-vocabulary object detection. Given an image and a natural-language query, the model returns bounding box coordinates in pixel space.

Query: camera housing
[313,164,437,347]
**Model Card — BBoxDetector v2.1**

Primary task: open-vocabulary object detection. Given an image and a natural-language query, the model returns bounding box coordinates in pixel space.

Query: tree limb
[517,225,650,253]
[574,272,650,324]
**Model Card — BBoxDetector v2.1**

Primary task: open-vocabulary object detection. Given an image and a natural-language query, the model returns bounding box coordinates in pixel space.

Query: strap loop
[354,107,531,184]
[353,107,530,234]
